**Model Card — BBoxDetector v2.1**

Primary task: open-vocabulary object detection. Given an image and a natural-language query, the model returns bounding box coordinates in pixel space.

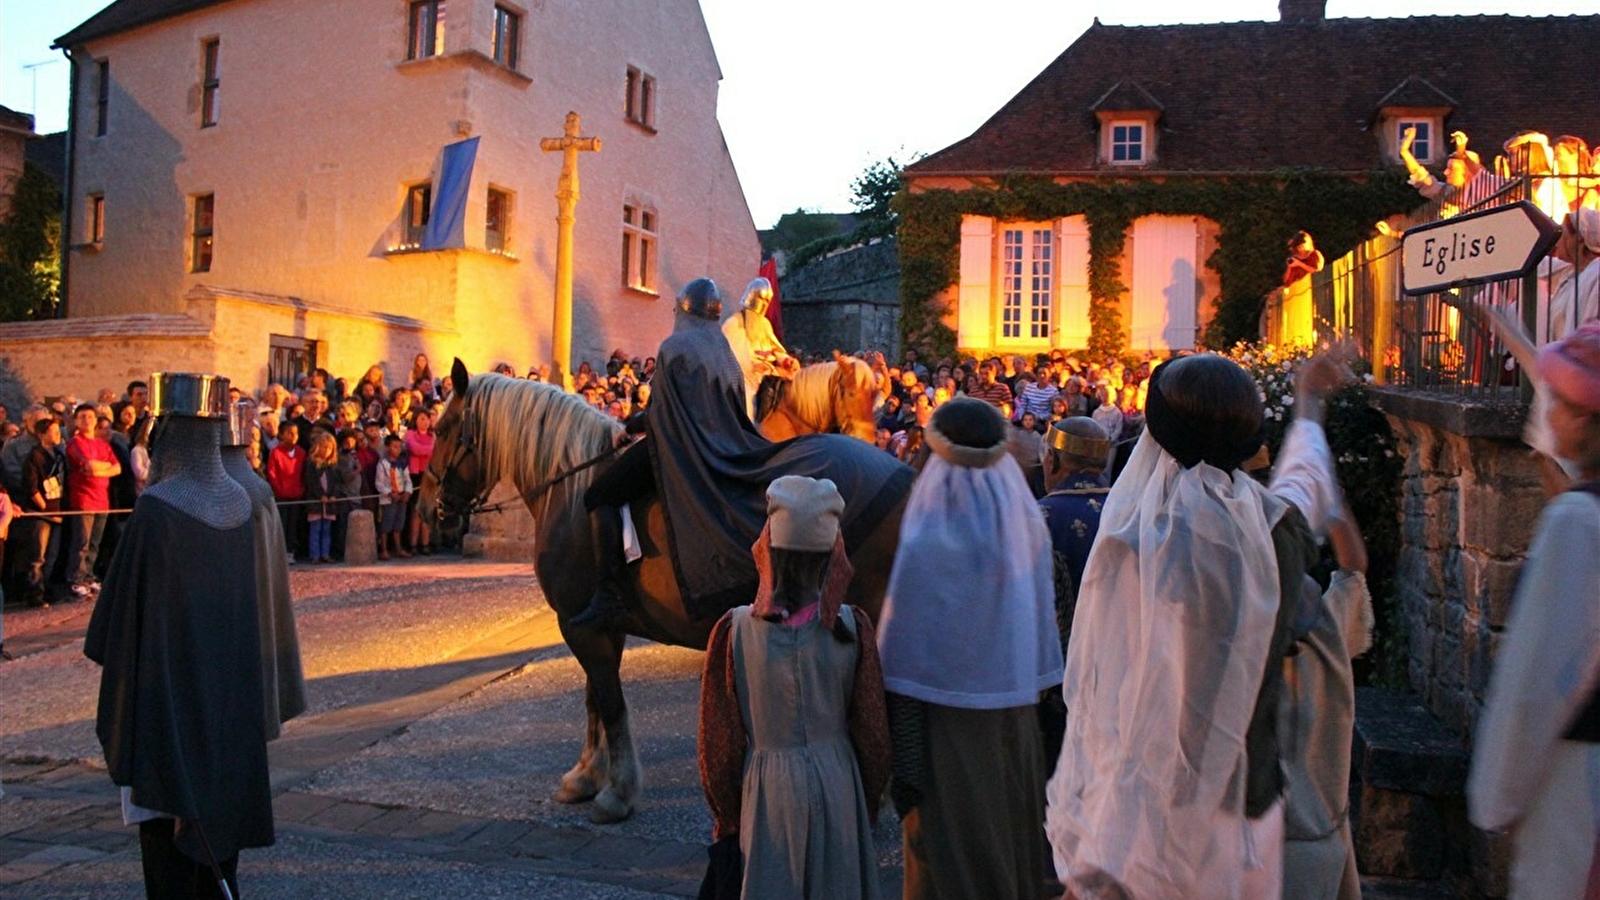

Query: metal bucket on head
[150,373,231,419]
[223,399,258,447]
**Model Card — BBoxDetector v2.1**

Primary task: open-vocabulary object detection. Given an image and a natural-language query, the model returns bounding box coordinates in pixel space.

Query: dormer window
[1110,122,1146,165]
[1398,118,1435,163]
[1371,78,1456,166]
[1091,81,1163,169]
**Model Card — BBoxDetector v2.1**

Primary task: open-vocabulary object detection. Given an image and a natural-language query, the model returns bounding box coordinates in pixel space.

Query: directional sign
[1401,200,1562,296]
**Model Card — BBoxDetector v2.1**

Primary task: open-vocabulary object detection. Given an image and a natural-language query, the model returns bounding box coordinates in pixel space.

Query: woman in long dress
[698,476,890,900]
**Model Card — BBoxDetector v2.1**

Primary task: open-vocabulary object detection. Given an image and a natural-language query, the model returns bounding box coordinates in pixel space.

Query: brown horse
[756,354,878,444]
[418,359,904,823]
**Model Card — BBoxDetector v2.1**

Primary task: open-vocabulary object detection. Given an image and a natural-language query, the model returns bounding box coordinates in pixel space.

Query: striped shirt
[966,380,1013,409]
[1017,382,1059,420]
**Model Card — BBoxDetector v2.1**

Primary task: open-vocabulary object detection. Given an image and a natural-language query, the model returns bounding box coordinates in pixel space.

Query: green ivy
[894,170,1419,359]
[0,161,62,321]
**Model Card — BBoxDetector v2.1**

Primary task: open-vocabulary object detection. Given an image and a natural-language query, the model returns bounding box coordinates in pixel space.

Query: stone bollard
[344,510,377,565]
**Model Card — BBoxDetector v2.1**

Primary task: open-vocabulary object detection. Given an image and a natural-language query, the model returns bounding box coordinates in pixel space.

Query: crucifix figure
[540,111,601,390]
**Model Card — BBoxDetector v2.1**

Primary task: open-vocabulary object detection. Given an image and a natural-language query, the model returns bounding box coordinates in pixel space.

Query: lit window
[486,187,511,253]
[624,66,656,130]
[1001,227,1052,341]
[95,60,109,137]
[404,183,432,247]
[1110,122,1144,164]
[191,194,215,273]
[408,0,445,60]
[621,203,658,292]
[1400,119,1433,163]
[492,6,520,69]
[201,38,220,127]
[87,193,105,243]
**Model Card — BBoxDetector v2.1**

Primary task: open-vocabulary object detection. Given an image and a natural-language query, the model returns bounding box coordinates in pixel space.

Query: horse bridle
[429,402,489,520]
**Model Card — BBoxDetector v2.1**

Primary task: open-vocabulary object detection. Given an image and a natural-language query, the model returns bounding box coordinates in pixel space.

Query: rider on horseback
[570,277,756,629]
[722,277,798,422]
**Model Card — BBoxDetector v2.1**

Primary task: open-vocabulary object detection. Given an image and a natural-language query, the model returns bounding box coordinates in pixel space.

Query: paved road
[0,557,905,898]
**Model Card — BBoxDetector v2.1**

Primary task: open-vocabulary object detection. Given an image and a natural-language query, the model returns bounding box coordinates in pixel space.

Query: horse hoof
[589,788,632,824]
[550,768,601,800]
[553,778,600,804]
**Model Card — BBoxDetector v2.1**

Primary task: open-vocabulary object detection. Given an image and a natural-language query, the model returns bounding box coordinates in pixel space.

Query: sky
[2,0,1594,228]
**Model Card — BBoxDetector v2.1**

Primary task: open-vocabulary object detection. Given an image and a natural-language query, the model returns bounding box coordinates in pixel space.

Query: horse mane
[786,356,875,435]
[465,373,622,509]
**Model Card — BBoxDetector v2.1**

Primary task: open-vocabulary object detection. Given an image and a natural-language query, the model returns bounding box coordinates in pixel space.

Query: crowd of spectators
[0,343,1168,648]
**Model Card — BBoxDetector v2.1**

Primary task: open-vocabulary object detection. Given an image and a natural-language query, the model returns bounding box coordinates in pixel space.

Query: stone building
[7,0,756,396]
[0,105,37,222]
[903,2,1600,356]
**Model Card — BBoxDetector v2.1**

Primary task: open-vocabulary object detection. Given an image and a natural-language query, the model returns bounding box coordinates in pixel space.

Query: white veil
[1045,429,1290,899]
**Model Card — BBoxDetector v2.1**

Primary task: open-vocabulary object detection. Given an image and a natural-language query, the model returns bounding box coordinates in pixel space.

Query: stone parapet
[1368,388,1541,740]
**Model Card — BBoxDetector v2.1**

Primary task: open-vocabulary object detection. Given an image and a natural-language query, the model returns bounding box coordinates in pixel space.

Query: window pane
[624,68,638,120]
[639,237,652,290]
[641,76,654,127]
[641,210,655,232]
[621,232,634,286]
[623,204,635,225]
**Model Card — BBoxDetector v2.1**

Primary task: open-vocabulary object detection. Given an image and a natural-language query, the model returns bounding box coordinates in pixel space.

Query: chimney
[1279,0,1326,22]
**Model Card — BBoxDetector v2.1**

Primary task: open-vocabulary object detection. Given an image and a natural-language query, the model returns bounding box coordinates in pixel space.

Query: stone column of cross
[540,111,601,391]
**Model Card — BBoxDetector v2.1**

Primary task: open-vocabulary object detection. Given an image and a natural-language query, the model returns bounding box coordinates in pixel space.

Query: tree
[0,161,61,321]
[850,154,918,223]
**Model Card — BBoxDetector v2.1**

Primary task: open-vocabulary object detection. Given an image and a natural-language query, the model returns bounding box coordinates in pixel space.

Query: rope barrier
[12,491,400,519]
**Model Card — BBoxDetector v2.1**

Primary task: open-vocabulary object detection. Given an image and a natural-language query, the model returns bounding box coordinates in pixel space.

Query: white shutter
[957,215,994,349]
[1058,215,1091,348]
[1129,215,1199,352]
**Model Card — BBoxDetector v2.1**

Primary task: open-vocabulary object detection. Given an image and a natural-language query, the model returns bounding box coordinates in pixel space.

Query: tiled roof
[0,104,35,136]
[0,314,211,341]
[55,0,234,48]
[907,15,1600,177]
[1090,81,1164,114]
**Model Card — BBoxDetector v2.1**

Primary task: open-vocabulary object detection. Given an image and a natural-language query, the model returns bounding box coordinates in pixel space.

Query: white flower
[1283,394,1294,406]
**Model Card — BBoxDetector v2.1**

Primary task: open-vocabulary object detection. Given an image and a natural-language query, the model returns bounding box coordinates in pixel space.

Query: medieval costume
[579,278,912,628]
[1046,356,1339,900]
[85,376,275,900]
[698,476,890,900]
[1281,570,1372,900]
[221,400,307,741]
[878,398,1063,900]
[722,277,796,422]
[1469,325,1600,900]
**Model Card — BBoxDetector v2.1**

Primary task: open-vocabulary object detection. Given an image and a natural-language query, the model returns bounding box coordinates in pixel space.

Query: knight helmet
[740,277,774,317]
[677,278,723,321]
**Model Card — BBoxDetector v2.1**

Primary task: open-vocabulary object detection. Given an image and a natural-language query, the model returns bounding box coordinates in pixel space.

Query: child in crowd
[375,435,412,560]
[303,432,341,564]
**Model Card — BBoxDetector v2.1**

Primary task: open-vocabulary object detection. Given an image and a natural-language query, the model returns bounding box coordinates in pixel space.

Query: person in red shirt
[267,422,306,563]
[65,404,122,599]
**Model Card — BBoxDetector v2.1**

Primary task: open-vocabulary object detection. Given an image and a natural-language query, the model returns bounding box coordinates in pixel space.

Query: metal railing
[1272,173,1592,401]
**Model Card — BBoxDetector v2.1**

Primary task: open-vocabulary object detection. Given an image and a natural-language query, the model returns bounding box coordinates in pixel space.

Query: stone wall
[780,239,900,357]
[1370,388,1543,738]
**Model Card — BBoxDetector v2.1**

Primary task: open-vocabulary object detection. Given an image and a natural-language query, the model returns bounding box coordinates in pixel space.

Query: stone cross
[540,111,601,390]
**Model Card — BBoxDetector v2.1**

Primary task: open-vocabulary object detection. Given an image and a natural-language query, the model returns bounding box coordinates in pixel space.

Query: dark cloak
[84,496,275,864]
[648,315,913,620]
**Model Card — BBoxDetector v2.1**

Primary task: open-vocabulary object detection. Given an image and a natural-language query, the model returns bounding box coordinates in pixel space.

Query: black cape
[85,495,275,864]
[648,316,913,619]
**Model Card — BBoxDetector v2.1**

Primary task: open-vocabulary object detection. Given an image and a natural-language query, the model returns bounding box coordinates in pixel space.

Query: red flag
[759,257,784,342]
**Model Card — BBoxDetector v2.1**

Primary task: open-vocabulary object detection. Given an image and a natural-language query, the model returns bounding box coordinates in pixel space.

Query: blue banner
[423,137,480,250]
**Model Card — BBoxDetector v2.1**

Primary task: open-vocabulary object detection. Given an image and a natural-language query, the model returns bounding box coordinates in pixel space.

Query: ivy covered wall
[894,170,1420,359]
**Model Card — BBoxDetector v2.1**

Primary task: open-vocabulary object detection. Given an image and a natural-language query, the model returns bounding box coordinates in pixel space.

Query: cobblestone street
[0,558,905,898]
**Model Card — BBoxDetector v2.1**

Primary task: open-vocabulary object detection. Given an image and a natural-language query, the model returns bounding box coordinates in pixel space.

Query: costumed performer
[722,276,798,423]
[220,398,307,741]
[878,397,1064,900]
[85,373,274,899]
[697,475,890,900]
[1045,350,1347,900]
[1468,323,1600,899]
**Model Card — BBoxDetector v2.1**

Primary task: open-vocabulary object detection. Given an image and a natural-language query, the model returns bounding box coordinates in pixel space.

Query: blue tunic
[1037,472,1110,593]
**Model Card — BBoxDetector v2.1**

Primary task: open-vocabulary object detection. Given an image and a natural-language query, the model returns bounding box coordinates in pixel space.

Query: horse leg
[560,624,640,819]
[553,680,607,804]
[587,629,642,824]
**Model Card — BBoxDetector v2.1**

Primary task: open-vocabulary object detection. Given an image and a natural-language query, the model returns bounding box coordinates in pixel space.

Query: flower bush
[1225,341,1407,687]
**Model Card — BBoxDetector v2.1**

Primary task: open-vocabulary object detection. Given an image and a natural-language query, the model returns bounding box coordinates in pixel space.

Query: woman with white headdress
[1549,208,1600,341]
[1045,351,1347,900]
[878,397,1064,900]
